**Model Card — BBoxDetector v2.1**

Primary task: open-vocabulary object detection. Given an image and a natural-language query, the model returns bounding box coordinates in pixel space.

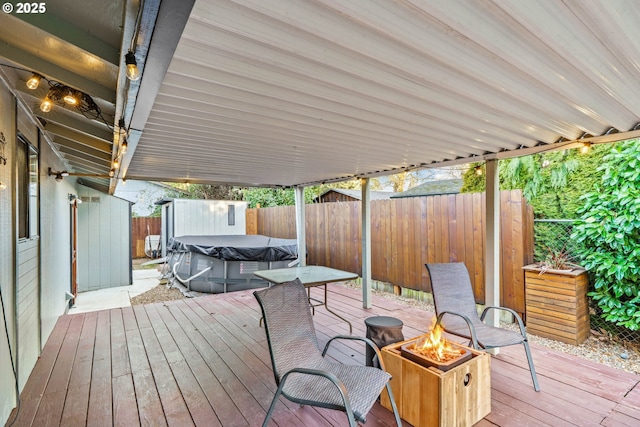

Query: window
[17,135,39,239]
[228,204,235,226]
[29,146,39,237]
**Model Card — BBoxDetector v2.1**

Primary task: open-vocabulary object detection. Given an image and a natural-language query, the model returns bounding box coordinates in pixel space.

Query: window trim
[17,133,39,240]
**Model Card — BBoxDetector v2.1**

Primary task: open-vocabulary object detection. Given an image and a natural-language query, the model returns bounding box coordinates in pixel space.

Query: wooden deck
[7,283,640,427]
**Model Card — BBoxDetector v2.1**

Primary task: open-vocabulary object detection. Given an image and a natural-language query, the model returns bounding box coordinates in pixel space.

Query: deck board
[7,283,640,427]
[86,310,112,427]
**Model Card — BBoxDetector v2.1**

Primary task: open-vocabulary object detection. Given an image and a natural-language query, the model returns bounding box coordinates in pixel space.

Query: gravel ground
[130,284,185,305]
[129,270,640,376]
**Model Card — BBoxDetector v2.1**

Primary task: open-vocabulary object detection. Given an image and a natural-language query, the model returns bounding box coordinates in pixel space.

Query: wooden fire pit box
[380,335,491,427]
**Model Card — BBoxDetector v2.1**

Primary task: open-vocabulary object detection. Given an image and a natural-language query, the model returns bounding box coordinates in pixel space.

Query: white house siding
[15,105,41,392]
[0,83,17,425]
[39,148,75,345]
[77,186,131,291]
[0,81,80,424]
[16,239,39,390]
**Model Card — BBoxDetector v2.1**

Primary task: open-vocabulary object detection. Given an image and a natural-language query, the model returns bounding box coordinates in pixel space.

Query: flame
[412,318,464,362]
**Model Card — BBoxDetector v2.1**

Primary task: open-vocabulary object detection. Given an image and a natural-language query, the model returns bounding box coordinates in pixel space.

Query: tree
[460,145,609,219]
[168,183,243,200]
[460,162,485,193]
[241,187,318,208]
[571,140,640,331]
[387,171,413,192]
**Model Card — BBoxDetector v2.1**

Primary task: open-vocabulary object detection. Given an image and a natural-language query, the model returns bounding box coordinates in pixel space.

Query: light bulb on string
[125,51,140,81]
[26,73,41,90]
[63,89,79,105]
[40,96,53,112]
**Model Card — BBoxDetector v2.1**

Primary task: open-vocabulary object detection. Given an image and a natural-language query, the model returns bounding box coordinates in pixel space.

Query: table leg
[321,284,353,334]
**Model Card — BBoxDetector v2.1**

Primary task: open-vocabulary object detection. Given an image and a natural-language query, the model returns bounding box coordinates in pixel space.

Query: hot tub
[166,235,298,293]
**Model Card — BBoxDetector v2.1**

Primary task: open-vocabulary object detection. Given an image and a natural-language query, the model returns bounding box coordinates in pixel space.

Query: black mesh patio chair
[254,278,403,427]
[426,262,540,391]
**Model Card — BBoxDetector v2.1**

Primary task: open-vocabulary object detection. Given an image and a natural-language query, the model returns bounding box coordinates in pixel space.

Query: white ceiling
[122,0,640,188]
[0,0,130,193]
[3,1,640,191]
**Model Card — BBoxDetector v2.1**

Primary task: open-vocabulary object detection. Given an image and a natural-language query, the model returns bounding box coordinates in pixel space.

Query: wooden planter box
[523,265,590,345]
[380,335,491,427]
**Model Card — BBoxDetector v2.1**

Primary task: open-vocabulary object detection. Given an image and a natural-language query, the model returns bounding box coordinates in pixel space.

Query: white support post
[294,186,306,266]
[361,178,371,308]
[484,160,501,328]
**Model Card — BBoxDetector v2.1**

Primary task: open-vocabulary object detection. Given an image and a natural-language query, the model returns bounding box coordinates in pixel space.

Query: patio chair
[254,279,403,427]
[425,262,540,392]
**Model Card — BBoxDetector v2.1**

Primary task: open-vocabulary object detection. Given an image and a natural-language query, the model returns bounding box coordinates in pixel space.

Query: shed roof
[392,179,463,198]
[315,188,397,202]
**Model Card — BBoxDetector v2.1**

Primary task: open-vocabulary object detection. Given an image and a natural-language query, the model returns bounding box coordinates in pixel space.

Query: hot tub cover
[167,235,298,262]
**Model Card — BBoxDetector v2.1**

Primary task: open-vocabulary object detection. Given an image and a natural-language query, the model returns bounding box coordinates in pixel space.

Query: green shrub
[571,140,640,330]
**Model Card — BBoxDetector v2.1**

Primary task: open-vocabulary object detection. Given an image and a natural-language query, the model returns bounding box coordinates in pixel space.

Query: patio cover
[2,1,640,189]
[120,0,640,188]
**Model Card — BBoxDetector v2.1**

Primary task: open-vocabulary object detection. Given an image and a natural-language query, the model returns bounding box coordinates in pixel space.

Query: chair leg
[263,383,286,427]
[345,410,358,427]
[384,382,403,426]
[523,340,540,392]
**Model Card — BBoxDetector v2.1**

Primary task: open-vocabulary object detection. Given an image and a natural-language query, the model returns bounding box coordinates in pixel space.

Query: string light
[40,96,53,112]
[26,73,41,90]
[580,142,591,154]
[63,89,80,105]
[125,51,140,81]
[36,82,103,121]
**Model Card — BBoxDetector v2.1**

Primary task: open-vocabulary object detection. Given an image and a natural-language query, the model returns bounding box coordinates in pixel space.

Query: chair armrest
[436,311,480,349]
[279,367,352,410]
[322,335,386,370]
[480,306,527,336]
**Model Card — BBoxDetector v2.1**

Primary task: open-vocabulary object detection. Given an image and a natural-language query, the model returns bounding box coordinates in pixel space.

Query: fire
[411,319,464,362]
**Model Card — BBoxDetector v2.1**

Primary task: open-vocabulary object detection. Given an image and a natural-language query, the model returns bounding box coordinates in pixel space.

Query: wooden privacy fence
[131,217,161,258]
[247,190,534,316]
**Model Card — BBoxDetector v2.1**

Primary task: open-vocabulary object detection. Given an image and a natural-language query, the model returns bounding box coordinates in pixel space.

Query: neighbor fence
[131,217,161,258]
[248,190,534,317]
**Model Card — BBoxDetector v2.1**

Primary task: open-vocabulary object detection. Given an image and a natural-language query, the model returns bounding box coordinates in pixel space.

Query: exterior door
[70,198,78,303]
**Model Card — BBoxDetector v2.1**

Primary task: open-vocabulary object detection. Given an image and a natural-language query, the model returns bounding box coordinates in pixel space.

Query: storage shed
[77,186,132,291]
